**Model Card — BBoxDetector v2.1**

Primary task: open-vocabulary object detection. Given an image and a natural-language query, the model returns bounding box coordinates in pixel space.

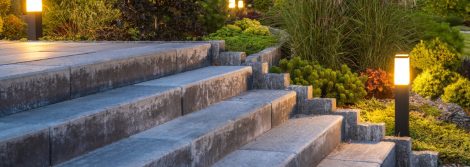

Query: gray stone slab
[319,142,396,167]
[58,90,295,167]
[138,66,252,114]
[260,73,290,89]
[411,151,438,167]
[217,52,246,66]
[355,123,386,142]
[383,136,412,167]
[57,138,192,167]
[212,150,297,167]
[332,109,359,141]
[0,85,182,166]
[239,116,343,166]
[0,64,70,116]
[299,98,336,115]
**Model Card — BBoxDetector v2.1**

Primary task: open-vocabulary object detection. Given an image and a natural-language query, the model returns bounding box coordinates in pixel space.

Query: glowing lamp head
[238,0,244,8]
[26,0,43,12]
[229,0,236,8]
[394,54,410,85]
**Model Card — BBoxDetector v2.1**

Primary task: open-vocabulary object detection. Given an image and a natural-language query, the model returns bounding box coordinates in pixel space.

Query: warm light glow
[394,54,410,85]
[229,0,236,8]
[26,0,42,12]
[238,0,244,8]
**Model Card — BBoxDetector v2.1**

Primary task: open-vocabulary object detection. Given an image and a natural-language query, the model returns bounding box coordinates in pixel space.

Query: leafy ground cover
[463,32,470,59]
[355,99,470,165]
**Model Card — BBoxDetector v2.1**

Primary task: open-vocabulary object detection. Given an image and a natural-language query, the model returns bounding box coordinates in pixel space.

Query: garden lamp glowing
[25,0,43,40]
[394,54,410,137]
[238,0,244,8]
[229,0,236,9]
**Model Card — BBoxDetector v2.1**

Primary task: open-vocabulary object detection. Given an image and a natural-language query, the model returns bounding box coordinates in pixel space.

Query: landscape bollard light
[237,0,244,8]
[25,0,43,40]
[394,54,410,137]
[229,0,236,9]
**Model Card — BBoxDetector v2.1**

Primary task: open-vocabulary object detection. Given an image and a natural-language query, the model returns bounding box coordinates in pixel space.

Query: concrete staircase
[0,42,396,167]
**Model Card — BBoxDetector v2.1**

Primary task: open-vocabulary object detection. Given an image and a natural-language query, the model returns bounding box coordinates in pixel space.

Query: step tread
[317,142,396,167]
[0,66,249,141]
[57,90,295,167]
[212,115,343,167]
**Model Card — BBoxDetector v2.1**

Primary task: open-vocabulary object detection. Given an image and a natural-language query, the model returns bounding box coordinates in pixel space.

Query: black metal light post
[24,0,43,40]
[394,54,411,137]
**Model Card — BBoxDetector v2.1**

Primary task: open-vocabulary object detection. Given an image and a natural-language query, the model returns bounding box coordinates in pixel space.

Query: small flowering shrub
[271,57,367,105]
[361,68,394,99]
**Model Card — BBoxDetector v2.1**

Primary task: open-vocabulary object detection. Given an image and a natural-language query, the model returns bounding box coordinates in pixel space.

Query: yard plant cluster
[0,0,469,165]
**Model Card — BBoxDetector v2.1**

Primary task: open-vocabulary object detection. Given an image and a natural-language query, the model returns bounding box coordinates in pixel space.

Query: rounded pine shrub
[412,67,460,99]
[273,57,367,105]
[410,38,461,71]
[442,78,470,108]
[1,14,26,40]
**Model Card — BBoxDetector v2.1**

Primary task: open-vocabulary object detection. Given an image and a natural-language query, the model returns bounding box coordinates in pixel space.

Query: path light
[237,0,244,8]
[25,0,43,40]
[229,0,236,9]
[394,54,410,137]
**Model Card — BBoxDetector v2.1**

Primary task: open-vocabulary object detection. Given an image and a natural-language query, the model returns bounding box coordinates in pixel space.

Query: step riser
[1,67,252,167]
[0,44,211,117]
[50,88,182,165]
[57,90,296,167]
[296,122,342,166]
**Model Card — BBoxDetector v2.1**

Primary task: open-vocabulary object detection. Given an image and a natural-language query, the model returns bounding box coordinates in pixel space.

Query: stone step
[56,90,297,167]
[0,42,212,116]
[212,115,343,167]
[0,66,251,167]
[317,142,396,167]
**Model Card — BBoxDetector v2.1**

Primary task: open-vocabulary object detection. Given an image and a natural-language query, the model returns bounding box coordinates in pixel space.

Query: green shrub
[272,57,367,105]
[410,38,461,71]
[356,99,470,165]
[442,78,470,108]
[118,0,227,40]
[253,0,274,13]
[0,0,10,16]
[204,18,278,54]
[417,0,469,20]
[412,13,465,53]
[412,67,460,99]
[1,14,26,40]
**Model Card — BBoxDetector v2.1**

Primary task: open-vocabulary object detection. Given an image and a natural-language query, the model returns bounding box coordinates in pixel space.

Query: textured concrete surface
[245,46,282,67]
[355,123,386,142]
[217,52,246,66]
[0,85,182,166]
[318,142,396,167]
[213,116,343,167]
[288,85,313,113]
[245,62,268,89]
[58,90,295,167]
[138,66,252,114]
[411,151,438,167]
[260,73,290,89]
[333,109,359,141]
[0,42,213,116]
[0,65,70,116]
[383,136,412,167]
[300,98,336,115]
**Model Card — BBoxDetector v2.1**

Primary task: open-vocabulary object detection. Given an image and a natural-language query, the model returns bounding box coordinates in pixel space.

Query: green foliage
[118,0,227,40]
[204,18,278,54]
[410,38,462,71]
[412,67,460,99]
[0,14,26,40]
[272,57,367,105]
[361,69,395,99]
[412,13,465,53]
[253,0,274,13]
[442,78,470,108]
[356,99,470,165]
[43,0,121,40]
[0,0,10,16]
[417,0,470,20]
[274,0,416,70]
